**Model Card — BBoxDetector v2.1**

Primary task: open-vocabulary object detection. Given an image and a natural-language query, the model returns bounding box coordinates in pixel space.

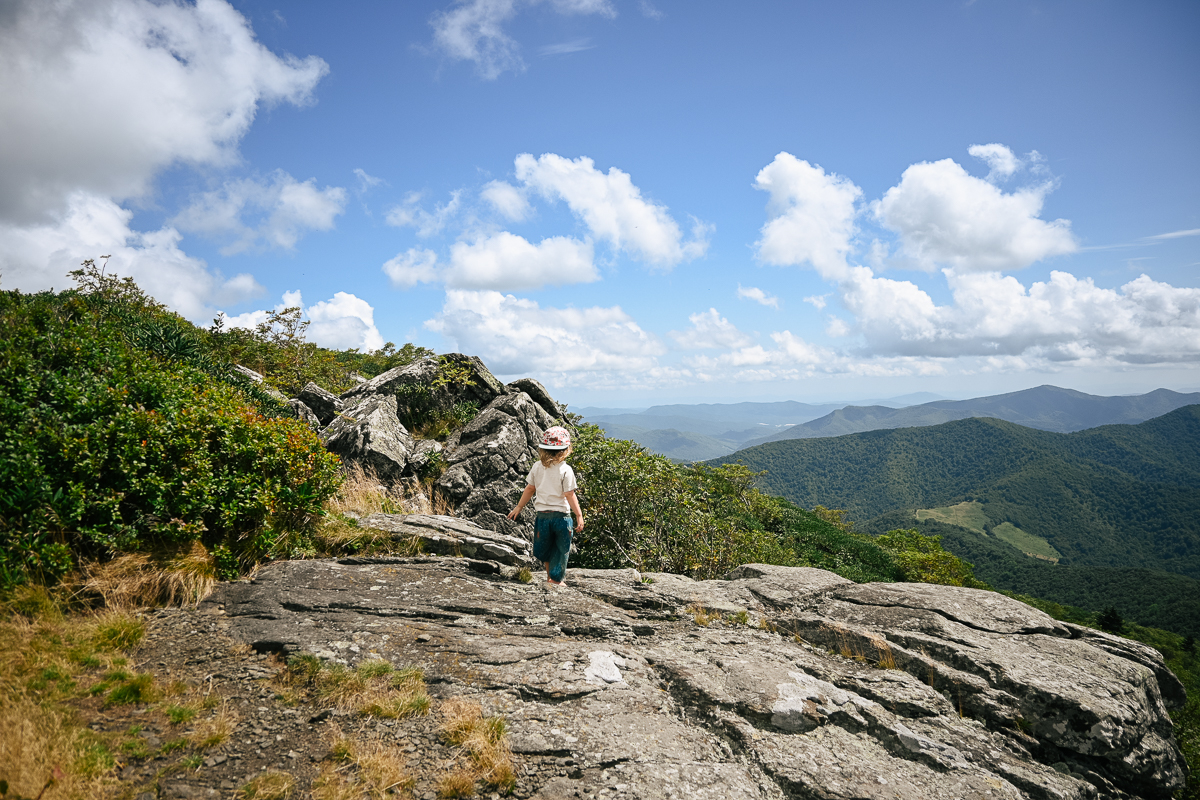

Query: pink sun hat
[540,426,571,450]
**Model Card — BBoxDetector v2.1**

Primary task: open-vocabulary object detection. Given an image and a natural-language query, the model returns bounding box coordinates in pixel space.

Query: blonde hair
[538,445,571,467]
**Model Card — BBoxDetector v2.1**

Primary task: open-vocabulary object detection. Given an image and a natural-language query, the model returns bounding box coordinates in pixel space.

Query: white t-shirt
[526,461,578,514]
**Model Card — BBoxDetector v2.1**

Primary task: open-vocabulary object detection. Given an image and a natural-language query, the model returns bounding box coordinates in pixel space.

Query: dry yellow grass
[869,637,899,670]
[438,697,516,794]
[189,700,240,750]
[315,465,463,557]
[312,765,361,800]
[277,656,431,720]
[0,594,150,800]
[686,603,716,627]
[73,541,216,609]
[237,771,296,800]
[436,770,476,799]
[0,694,116,800]
[326,464,452,518]
[315,725,414,800]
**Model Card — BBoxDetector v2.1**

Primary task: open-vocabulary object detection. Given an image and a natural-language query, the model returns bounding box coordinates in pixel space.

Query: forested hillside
[710,409,1200,581]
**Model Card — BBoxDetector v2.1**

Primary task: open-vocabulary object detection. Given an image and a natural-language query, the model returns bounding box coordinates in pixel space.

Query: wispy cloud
[639,1,664,19]
[1146,228,1200,240]
[538,38,594,56]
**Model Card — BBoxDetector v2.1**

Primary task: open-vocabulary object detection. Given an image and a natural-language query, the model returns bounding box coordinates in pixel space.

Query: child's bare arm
[507,485,536,521]
[565,489,584,533]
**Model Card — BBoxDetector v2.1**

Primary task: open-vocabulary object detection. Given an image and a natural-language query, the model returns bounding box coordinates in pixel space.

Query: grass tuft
[238,771,296,800]
[278,655,429,719]
[91,614,146,651]
[438,697,516,795]
[76,542,216,609]
[686,603,716,627]
[104,672,156,706]
[164,703,199,725]
[315,726,413,800]
[189,701,239,750]
[437,770,477,799]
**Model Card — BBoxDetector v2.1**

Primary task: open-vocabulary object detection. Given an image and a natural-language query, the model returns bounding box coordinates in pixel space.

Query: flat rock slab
[357,512,538,567]
[209,559,1187,800]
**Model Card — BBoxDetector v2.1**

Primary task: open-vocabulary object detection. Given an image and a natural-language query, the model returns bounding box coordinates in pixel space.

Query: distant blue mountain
[740,386,1200,448]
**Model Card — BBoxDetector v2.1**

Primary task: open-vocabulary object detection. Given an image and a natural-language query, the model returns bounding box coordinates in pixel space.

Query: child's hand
[506,507,520,521]
[575,517,584,533]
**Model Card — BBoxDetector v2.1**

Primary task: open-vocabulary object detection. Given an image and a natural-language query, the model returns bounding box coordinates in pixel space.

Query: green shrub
[572,425,790,579]
[876,528,988,588]
[0,287,342,588]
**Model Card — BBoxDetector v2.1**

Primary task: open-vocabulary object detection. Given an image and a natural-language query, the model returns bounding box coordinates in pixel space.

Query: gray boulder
[297,381,343,427]
[210,559,1188,800]
[231,364,287,401]
[232,364,265,383]
[436,391,557,538]
[286,398,320,431]
[339,354,507,427]
[506,377,563,420]
[320,393,413,480]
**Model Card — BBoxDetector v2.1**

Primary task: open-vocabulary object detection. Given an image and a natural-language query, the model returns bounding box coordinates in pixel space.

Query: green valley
[709,408,1200,636]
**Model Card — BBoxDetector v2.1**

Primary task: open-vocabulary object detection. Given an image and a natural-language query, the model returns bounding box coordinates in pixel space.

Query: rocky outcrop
[298,381,343,427]
[287,398,320,431]
[288,355,564,536]
[339,353,507,413]
[321,394,414,481]
[211,558,1188,800]
[436,391,558,537]
[506,377,564,420]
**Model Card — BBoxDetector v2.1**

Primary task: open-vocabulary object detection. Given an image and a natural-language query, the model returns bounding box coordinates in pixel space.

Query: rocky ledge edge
[209,522,1189,800]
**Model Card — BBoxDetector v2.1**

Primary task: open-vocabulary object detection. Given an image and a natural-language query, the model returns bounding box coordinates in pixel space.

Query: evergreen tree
[1098,606,1124,633]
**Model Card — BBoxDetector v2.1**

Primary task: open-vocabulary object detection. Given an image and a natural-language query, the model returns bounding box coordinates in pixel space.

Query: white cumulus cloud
[754,153,861,278]
[445,232,598,290]
[307,292,385,351]
[429,0,615,80]
[383,248,440,288]
[0,0,327,223]
[743,147,1200,370]
[174,171,346,254]
[222,290,384,352]
[426,289,663,378]
[737,284,780,309]
[669,309,755,350]
[0,0,328,320]
[873,157,1077,273]
[514,153,709,267]
[0,192,264,321]
[967,143,1021,182]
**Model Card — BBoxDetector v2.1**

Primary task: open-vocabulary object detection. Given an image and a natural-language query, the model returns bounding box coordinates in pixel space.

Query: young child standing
[506,426,583,586]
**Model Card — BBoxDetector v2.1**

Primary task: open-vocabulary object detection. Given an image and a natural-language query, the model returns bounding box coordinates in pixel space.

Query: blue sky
[2,0,1198,408]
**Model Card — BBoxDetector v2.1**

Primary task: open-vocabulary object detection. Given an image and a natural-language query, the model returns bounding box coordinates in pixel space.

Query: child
[506,426,583,586]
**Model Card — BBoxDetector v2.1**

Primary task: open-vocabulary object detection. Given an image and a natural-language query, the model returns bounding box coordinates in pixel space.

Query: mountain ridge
[743,385,1200,447]
[708,405,1200,583]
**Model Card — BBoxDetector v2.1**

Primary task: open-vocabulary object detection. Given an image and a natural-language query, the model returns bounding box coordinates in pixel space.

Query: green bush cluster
[208,306,433,396]
[0,283,342,588]
[570,423,903,582]
[874,528,989,588]
[393,357,480,439]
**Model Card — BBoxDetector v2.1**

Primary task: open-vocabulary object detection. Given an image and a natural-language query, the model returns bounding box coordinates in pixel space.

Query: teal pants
[532,512,572,582]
